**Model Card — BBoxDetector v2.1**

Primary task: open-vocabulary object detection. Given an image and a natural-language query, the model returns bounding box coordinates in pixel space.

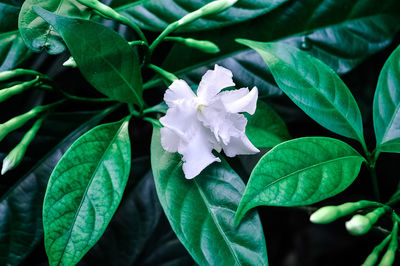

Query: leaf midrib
[55,122,124,265]
[194,179,241,265]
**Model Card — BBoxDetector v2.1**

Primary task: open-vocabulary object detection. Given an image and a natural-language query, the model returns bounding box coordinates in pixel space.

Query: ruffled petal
[164,79,196,108]
[222,134,259,157]
[179,121,221,179]
[160,127,180,153]
[197,64,235,104]
[220,86,258,115]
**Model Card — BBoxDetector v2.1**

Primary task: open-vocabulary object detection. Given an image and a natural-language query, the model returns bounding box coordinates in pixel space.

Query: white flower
[160,64,259,179]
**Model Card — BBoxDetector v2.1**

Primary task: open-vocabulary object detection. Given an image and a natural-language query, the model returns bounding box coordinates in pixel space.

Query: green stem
[58,89,115,102]
[149,22,179,53]
[367,164,381,202]
[128,40,147,47]
[146,64,178,83]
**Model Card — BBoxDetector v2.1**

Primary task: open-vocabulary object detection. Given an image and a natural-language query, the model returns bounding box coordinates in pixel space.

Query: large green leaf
[238,40,364,143]
[235,137,365,224]
[151,127,268,266]
[373,44,400,152]
[246,100,290,148]
[112,0,288,32]
[0,109,114,266]
[0,1,31,70]
[18,0,90,54]
[81,165,194,266]
[34,7,144,106]
[43,119,131,266]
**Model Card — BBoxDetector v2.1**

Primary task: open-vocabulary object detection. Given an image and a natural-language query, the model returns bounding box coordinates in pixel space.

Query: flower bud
[378,222,398,266]
[310,201,378,224]
[0,69,41,82]
[362,235,391,266]
[178,0,238,26]
[0,78,39,103]
[182,38,220,54]
[1,116,45,175]
[0,106,44,142]
[346,207,387,236]
[63,56,77,68]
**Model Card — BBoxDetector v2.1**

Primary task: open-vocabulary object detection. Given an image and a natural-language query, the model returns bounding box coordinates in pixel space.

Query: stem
[367,164,381,202]
[58,89,115,102]
[128,40,148,47]
[142,116,161,127]
[149,22,179,53]
[146,64,178,83]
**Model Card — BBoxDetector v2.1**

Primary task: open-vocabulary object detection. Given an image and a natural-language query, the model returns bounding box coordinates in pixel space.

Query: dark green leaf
[18,0,91,54]
[376,139,400,154]
[373,44,400,152]
[151,127,268,266]
[235,137,365,224]
[43,119,131,266]
[80,165,194,266]
[238,40,364,143]
[0,1,31,70]
[0,109,114,266]
[34,7,144,106]
[112,0,288,32]
[246,100,290,148]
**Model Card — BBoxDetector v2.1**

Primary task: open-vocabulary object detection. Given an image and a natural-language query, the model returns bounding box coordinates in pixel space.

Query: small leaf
[151,127,268,266]
[373,44,400,152]
[235,137,365,224]
[246,100,290,148]
[43,119,131,266]
[18,0,90,54]
[34,7,144,106]
[237,39,364,143]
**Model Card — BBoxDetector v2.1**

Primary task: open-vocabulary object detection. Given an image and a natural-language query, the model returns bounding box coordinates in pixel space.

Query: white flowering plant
[1,0,400,265]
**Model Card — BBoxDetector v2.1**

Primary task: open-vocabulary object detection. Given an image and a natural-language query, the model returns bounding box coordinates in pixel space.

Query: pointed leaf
[246,100,290,148]
[151,127,268,266]
[18,0,90,54]
[34,7,144,106]
[43,119,131,266]
[0,109,114,266]
[235,137,365,224]
[238,40,364,143]
[374,44,400,152]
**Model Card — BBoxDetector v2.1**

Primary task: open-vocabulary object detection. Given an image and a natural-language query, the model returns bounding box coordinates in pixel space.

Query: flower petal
[179,122,221,179]
[164,79,196,108]
[160,127,180,153]
[197,64,235,104]
[222,134,259,157]
[220,86,258,115]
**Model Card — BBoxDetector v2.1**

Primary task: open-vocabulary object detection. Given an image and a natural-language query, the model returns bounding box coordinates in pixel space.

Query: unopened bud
[0,78,39,103]
[167,37,220,54]
[0,69,41,82]
[63,56,77,68]
[362,235,391,266]
[178,0,238,26]
[346,207,387,236]
[378,222,398,266]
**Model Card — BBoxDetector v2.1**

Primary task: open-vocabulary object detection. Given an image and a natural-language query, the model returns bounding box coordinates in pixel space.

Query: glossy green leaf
[34,7,144,106]
[0,1,31,71]
[151,127,268,266]
[18,0,90,54]
[376,139,400,154]
[238,39,364,143]
[81,165,194,265]
[112,0,288,32]
[246,100,290,148]
[235,137,365,224]
[374,44,400,152]
[0,109,114,266]
[43,119,131,266]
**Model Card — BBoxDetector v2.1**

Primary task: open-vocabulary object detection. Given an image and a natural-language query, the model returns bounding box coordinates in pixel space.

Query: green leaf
[112,0,288,32]
[246,100,290,148]
[151,127,268,266]
[235,137,365,224]
[373,44,400,152]
[34,7,144,106]
[237,40,364,143]
[0,1,31,70]
[0,109,115,266]
[18,0,90,54]
[43,119,131,266]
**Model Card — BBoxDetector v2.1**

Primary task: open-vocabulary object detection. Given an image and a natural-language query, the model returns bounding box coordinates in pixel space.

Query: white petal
[197,64,235,104]
[220,86,258,115]
[179,122,221,179]
[160,127,180,153]
[164,79,196,108]
[222,134,259,157]
[198,104,246,145]
[159,99,197,139]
